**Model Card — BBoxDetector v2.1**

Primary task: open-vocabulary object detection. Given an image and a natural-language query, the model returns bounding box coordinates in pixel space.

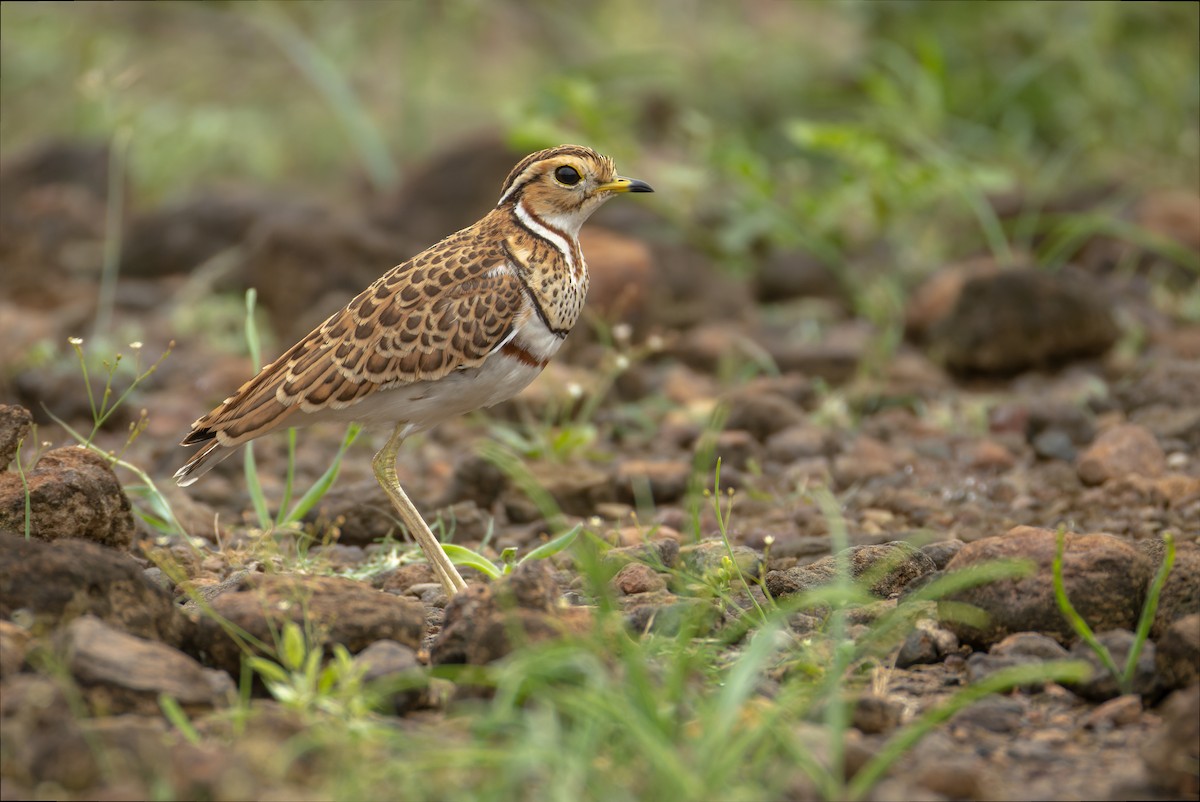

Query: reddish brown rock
[579,227,655,322]
[940,526,1152,647]
[0,534,183,644]
[0,446,134,548]
[926,267,1119,375]
[612,562,667,595]
[186,573,425,676]
[1076,423,1166,486]
[0,405,33,469]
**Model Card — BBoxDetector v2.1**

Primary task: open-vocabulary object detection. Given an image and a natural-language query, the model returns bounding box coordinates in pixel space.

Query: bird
[175,144,653,596]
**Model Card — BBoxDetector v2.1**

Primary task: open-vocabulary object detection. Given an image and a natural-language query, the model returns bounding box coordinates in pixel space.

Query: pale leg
[371,424,468,596]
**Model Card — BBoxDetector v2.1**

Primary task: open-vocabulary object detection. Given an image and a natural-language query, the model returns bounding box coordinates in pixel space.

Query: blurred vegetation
[3,1,1197,288]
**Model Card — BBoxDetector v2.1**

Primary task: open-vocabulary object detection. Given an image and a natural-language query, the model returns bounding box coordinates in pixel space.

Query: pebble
[1076,423,1166,486]
[612,562,667,595]
[1080,694,1142,730]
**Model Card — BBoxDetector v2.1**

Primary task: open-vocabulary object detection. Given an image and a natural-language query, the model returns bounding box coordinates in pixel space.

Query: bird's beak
[598,176,654,194]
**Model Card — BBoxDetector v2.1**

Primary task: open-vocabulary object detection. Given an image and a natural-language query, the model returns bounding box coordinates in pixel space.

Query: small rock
[919,539,964,570]
[0,619,30,677]
[680,541,762,580]
[1076,423,1166,486]
[950,695,1026,733]
[354,639,423,716]
[614,459,692,505]
[914,756,992,801]
[1144,541,1200,638]
[602,537,681,572]
[0,674,99,790]
[766,541,935,600]
[1026,403,1097,460]
[723,390,805,443]
[1156,613,1200,691]
[896,621,959,667]
[1080,694,1142,730]
[753,247,843,303]
[928,267,1119,375]
[431,561,588,666]
[59,615,234,715]
[305,479,400,547]
[578,227,655,320]
[1141,683,1200,798]
[765,424,832,464]
[0,404,33,469]
[612,562,667,595]
[442,453,510,509]
[710,429,759,472]
[1067,630,1157,701]
[851,692,904,734]
[832,437,907,487]
[0,534,183,643]
[940,526,1152,648]
[0,447,135,548]
[374,562,437,593]
[187,573,425,677]
[625,596,719,636]
[966,439,1016,471]
[991,631,1072,660]
[1031,428,1081,463]
[525,461,613,517]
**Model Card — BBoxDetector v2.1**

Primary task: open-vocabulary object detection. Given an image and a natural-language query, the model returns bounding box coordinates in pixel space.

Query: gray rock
[1140,683,1199,798]
[59,615,234,715]
[896,622,959,667]
[1156,612,1200,691]
[354,639,423,716]
[1067,629,1157,701]
[767,541,935,600]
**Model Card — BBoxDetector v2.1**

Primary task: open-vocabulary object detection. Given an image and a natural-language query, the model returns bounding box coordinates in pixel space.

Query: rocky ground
[0,138,1198,800]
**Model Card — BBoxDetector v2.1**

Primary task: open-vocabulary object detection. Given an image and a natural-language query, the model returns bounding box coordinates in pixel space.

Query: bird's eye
[554,165,582,186]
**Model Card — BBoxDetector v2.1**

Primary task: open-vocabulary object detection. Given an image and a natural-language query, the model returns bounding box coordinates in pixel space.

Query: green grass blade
[441,544,502,579]
[158,693,201,746]
[1124,532,1175,684]
[519,523,582,565]
[275,427,298,527]
[243,442,272,530]
[280,423,361,526]
[1052,527,1123,687]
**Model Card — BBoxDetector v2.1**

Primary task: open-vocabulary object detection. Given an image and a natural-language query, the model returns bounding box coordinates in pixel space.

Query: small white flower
[612,323,632,343]
[68,336,84,345]
[646,334,665,352]
[129,341,143,350]
[566,382,584,399]
[614,354,630,371]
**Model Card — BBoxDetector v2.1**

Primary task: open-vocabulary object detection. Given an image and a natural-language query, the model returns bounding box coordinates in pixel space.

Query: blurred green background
[2,0,1198,282]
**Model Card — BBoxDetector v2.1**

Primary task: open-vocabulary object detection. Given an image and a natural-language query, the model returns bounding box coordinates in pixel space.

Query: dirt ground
[1,137,1198,801]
